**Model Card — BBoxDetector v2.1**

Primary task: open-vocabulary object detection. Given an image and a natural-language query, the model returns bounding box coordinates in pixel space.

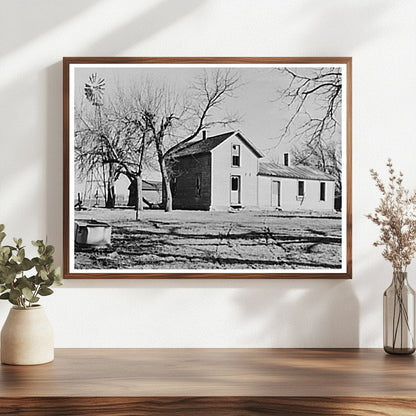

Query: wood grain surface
[1,348,414,415]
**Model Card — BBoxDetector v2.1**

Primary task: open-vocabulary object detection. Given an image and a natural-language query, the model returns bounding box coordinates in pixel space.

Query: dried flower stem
[367,159,416,272]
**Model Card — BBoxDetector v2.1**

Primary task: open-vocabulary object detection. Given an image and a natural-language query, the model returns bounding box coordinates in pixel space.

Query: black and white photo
[63,58,352,279]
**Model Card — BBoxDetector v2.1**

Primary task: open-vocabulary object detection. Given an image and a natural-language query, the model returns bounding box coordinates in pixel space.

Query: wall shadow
[0,0,101,56]
[232,279,359,347]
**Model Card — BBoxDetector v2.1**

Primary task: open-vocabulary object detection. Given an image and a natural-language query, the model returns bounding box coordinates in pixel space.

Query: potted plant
[0,224,62,365]
[367,160,416,354]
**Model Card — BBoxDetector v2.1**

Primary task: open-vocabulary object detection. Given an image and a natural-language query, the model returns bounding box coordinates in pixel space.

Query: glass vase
[383,271,415,355]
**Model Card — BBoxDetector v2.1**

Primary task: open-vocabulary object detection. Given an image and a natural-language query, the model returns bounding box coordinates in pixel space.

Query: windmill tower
[83,73,107,206]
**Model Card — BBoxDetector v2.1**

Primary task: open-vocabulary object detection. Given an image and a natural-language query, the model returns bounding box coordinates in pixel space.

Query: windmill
[83,73,108,206]
[84,73,105,126]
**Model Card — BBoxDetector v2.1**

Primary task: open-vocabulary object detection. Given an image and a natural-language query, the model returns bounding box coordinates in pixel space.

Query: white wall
[0,0,415,348]
[258,176,335,211]
[211,134,259,209]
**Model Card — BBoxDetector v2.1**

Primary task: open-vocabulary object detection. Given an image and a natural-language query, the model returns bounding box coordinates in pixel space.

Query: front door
[271,180,281,207]
[230,175,241,205]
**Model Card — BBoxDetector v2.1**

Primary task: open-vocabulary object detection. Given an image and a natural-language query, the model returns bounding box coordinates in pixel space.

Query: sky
[73,64,344,196]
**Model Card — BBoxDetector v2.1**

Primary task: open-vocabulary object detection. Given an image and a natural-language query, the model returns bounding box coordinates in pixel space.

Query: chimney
[283,152,290,167]
[202,130,207,140]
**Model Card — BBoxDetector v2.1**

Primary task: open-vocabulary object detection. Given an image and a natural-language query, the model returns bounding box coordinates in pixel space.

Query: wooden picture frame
[63,57,352,279]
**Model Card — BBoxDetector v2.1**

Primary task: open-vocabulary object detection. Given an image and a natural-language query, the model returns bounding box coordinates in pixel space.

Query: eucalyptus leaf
[45,245,55,256]
[53,267,63,285]
[3,271,16,284]
[39,269,48,281]
[17,276,35,290]
[9,288,21,301]
[22,287,34,301]
[0,224,5,232]
[8,297,18,306]
[21,258,33,271]
[0,228,61,307]
[38,287,53,296]
[17,248,25,263]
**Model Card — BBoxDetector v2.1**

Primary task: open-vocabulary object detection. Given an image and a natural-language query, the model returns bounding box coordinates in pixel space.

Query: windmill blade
[84,73,105,105]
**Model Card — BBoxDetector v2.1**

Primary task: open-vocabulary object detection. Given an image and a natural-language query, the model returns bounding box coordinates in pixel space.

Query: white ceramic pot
[1,305,54,365]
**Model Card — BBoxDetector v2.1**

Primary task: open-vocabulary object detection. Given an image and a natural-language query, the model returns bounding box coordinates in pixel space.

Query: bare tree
[278,67,343,195]
[74,102,119,208]
[142,69,241,212]
[75,90,155,210]
[75,69,240,213]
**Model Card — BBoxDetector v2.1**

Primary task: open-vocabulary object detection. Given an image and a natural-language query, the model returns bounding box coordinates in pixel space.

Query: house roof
[259,161,335,181]
[170,131,264,158]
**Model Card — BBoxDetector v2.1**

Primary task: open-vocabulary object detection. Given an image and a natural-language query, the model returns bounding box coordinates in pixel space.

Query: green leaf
[17,248,25,263]
[2,270,16,285]
[0,232,6,244]
[43,256,54,266]
[0,285,6,293]
[8,297,18,306]
[17,276,35,291]
[0,246,10,255]
[20,258,33,271]
[0,224,5,232]
[38,287,53,296]
[0,291,9,298]
[9,288,21,301]
[13,237,22,248]
[52,267,63,285]
[32,240,43,247]
[44,245,55,256]
[22,287,34,301]
[39,269,48,281]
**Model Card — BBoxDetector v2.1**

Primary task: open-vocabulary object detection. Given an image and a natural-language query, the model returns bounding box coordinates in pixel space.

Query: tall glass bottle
[383,271,415,355]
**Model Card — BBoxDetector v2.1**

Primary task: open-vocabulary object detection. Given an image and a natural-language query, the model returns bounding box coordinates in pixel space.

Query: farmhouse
[170,131,336,212]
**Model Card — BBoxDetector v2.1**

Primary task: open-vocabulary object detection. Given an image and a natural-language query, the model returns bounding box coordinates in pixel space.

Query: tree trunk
[154,135,173,212]
[127,175,144,210]
[105,163,116,208]
[128,177,137,206]
[136,175,143,211]
[160,160,172,212]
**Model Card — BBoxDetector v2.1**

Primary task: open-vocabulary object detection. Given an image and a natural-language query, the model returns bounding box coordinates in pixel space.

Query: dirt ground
[74,208,343,270]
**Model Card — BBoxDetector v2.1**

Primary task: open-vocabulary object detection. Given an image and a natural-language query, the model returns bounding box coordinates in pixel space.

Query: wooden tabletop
[1,348,416,415]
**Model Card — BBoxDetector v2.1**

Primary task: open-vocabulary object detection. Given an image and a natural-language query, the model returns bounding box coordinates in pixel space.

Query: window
[231,176,240,191]
[232,144,240,167]
[320,182,326,201]
[283,153,289,166]
[195,174,202,198]
[298,181,305,197]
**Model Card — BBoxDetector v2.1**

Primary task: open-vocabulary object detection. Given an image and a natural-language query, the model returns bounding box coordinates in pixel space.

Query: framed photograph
[63,57,352,279]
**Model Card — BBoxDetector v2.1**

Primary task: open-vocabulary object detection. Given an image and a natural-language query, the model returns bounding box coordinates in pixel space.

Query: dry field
[74,208,342,270]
